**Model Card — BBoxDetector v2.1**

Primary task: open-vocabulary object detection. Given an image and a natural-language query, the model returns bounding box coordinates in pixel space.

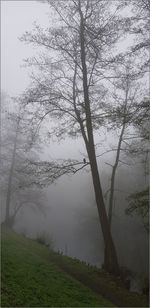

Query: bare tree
[1,98,45,227]
[103,60,147,227]
[20,0,128,274]
[121,0,149,73]
[7,188,47,228]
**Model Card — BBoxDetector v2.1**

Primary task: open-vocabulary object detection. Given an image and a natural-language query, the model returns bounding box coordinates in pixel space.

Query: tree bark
[108,122,126,226]
[108,78,129,227]
[104,79,129,267]
[5,119,19,226]
[78,2,120,275]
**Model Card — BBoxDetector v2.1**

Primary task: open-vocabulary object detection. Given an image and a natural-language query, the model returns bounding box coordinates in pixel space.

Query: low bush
[35,231,54,249]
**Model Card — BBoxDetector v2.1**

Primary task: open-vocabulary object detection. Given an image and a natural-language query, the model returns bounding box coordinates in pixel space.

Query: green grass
[1,226,149,307]
[49,253,149,307]
[1,227,114,307]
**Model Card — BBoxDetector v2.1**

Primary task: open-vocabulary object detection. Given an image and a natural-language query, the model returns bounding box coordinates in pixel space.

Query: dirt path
[48,255,148,307]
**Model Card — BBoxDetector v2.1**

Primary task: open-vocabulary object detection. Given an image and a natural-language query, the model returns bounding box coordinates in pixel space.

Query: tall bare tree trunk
[108,79,129,227]
[79,3,120,275]
[108,123,126,226]
[104,80,129,267]
[5,120,19,226]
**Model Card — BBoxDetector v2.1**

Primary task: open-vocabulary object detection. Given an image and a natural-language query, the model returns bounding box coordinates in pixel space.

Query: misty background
[1,0,149,292]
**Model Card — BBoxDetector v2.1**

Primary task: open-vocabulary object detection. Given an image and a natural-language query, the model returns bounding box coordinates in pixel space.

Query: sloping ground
[1,227,114,307]
[1,226,149,307]
[49,253,149,307]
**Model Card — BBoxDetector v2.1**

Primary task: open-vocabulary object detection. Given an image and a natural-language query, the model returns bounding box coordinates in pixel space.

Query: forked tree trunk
[78,3,120,275]
[88,147,120,274]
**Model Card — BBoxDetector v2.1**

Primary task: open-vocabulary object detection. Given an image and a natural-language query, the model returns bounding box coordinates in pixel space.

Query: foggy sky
[1,0,49,96]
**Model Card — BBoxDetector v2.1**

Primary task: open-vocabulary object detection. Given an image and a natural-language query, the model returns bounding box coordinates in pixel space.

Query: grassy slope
[1,227,114,307]
[1,227,149,307]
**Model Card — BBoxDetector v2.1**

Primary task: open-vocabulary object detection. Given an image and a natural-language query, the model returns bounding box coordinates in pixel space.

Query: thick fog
[1,0,149,294]
[12,149,148,276]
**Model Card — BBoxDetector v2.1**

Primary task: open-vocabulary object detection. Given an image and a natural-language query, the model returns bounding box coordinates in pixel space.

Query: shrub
[35,231,54,249]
